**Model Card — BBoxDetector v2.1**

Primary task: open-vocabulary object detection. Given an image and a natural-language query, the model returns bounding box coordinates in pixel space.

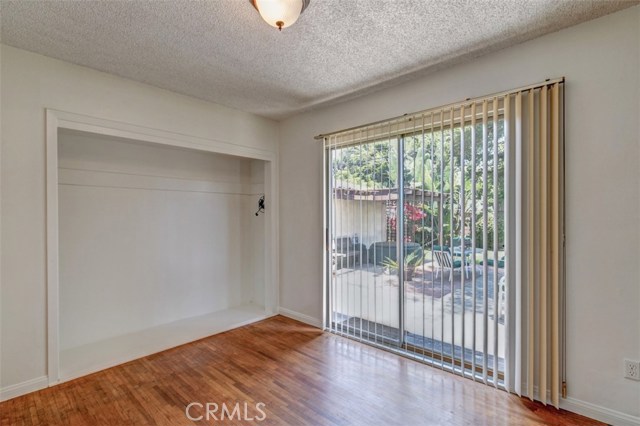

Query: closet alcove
[46,114,277,383]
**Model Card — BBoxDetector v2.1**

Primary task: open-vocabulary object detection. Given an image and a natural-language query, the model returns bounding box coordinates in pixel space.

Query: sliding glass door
[327,137,402,346]
[325,105,507,384]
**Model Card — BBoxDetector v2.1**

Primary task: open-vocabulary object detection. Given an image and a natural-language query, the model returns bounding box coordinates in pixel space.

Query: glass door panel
[325,105,506,383]
[328,138,401,346]
[400,112,506,379]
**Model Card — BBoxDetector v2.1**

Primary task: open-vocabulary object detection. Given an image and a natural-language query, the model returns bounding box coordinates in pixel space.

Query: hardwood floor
[0,316,602,425]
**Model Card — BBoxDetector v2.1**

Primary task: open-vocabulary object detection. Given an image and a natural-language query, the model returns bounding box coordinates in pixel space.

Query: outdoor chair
[498,276,506,319]
[432,245,470,280]
[481,255,505,268]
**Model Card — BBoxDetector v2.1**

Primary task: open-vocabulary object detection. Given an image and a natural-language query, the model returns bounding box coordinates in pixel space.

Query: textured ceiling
[1,0,637,119]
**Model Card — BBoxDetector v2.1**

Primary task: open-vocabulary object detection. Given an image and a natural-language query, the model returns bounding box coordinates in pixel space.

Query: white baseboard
[561,397,640,426]
[526,384,639,425]
[277,307,322,328]
[0,375,48,402]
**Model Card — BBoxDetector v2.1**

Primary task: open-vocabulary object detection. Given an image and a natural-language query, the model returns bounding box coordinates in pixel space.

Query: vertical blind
[321,79,564,407]
[521,82,565,407]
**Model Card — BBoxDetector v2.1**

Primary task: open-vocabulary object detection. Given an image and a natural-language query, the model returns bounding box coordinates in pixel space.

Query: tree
[331,119,506,251]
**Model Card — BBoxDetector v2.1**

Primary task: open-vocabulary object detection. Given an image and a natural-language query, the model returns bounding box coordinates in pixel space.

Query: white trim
[54,110,275,162]
[58,168,261,195]
[46,110,60,386]
[45,108,279,386]
[278,307,323,328]
[322,141,327,331]
[561,397,640,426]
[0,376,48,402]
[525,385,640,426]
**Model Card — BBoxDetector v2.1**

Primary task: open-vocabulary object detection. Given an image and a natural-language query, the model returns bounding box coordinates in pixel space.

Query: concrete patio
[330,260,506,365]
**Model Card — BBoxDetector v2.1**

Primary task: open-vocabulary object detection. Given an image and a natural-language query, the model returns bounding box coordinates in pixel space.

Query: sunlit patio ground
[331,260,505,363]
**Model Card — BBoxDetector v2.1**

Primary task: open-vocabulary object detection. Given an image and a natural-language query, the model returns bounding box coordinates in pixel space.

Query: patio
[330,258,506,366]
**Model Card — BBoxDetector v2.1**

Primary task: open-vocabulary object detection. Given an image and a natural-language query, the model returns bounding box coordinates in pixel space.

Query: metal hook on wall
[255,194,265,216]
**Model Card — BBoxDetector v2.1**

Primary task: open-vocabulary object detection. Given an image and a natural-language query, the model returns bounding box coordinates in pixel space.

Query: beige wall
[0,45,278,389]
[279,7,640,422]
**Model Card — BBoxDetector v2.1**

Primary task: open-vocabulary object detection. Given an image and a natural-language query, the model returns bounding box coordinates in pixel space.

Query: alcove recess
[57,129,270,381]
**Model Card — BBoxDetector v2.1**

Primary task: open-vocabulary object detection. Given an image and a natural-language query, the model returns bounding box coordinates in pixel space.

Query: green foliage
[381,250,424,270]
[332,141,397,188]
[332,119,506,251]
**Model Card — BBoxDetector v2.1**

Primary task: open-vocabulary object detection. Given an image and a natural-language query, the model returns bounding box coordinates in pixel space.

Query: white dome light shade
[254,0,306,30]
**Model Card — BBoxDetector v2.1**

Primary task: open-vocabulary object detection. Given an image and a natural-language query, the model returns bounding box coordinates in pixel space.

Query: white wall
[333,199,386,247]
[279,7,640,422]
[0,45,278,389]
[58,131,262,350]
[248,160,266,307]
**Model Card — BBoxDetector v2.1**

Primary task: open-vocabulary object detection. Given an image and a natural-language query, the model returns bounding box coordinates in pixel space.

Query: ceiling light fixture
[252,0,310,31]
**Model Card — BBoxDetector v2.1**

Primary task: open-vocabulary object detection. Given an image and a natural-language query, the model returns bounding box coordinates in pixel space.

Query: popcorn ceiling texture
[0,0,636,119]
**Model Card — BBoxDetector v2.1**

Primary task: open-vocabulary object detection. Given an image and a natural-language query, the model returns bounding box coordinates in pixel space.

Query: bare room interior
[0,1,639,425]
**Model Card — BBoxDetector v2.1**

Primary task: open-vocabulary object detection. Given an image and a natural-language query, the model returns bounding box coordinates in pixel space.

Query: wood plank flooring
[0,316,603,425]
